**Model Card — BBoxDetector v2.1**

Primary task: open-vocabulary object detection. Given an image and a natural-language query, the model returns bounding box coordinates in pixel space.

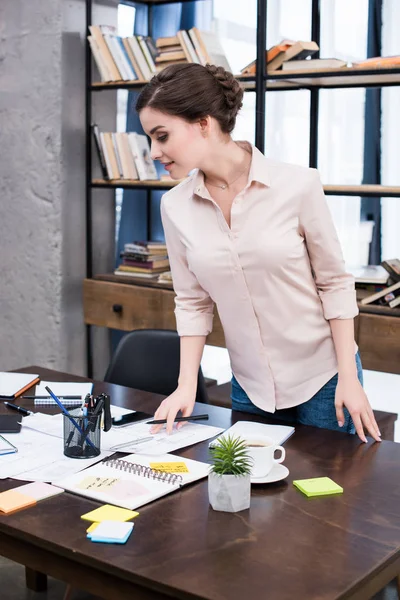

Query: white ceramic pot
[208,472,251,512]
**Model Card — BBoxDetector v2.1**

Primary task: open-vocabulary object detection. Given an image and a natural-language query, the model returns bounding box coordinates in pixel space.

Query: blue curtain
[116,2,212,264]
[111,2,212,352]
[361,0,382,264]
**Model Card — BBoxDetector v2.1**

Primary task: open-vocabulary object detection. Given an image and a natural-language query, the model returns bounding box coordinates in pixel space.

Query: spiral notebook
[54,453,210,510]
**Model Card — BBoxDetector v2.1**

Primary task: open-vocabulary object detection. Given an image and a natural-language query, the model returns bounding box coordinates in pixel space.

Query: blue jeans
[231,352,363,434]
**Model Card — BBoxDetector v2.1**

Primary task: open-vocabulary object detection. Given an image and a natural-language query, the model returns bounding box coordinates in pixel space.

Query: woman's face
[139,107,208,179]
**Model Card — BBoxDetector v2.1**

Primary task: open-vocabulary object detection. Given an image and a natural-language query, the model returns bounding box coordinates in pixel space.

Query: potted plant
[208,435,252,512]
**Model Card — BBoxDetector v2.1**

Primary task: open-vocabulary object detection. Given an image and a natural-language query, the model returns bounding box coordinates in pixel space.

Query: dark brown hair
[135,63,244,134]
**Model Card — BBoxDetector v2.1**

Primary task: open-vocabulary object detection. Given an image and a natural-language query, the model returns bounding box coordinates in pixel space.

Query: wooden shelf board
[92,179,400,196]
[93,273,173,290]
[324,185,400,197]
[267,66,400,88]
[91,178,177,189]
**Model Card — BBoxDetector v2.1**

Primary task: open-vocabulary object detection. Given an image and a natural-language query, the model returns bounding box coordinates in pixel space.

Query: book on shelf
[158,271,173,284]
[88,25,122,81]
[117,265,168,274]
[268,40,319,70]
[360,280,400,307]
[121,251,168,262]
[126,36,153,80]
[348,265,390,285]
[156,35,180,49]
[88,36,111,82]
[353,55,400,69]
[91,124,108,179]
[125,241,168,254]
[137,35,157,74]
[102,132,121,179]
[114,270,160,280]
[241,40,294,74]
[192,28,232,71]
[128,133,158,181]
[93,128,157,182]
[121,258,170,270]
[281,58,348,71]
[381,258,400,282]
[122,38,146,82]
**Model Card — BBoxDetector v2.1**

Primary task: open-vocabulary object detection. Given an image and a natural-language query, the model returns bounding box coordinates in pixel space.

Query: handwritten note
[150,462,189,473]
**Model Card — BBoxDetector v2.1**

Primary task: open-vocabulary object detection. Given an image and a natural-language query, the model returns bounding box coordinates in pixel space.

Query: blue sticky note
[87,520,134,544]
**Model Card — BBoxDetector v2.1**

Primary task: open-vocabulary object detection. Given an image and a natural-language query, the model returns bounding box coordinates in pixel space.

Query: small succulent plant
[209,435,252,476]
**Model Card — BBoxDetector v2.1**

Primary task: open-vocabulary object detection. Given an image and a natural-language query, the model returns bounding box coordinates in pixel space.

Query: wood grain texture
[357,313,400,374]
[83,279,226,347]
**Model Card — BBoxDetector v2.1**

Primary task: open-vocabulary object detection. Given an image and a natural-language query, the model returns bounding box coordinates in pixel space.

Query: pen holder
[63,408,101,459]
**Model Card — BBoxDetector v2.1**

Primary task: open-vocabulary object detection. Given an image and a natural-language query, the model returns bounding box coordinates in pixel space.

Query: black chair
[104,329,209,404]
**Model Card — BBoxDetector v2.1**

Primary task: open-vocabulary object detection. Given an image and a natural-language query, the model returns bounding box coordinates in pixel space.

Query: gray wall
[0,0,117,377]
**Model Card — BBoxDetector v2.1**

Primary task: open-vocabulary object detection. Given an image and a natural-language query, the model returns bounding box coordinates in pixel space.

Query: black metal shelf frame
[85,0,398,376]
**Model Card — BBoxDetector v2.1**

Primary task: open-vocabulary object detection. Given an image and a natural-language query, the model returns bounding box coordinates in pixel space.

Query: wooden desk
[1,366,400,600]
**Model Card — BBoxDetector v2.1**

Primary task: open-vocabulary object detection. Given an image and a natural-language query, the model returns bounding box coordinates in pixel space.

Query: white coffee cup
[245,436,286,478]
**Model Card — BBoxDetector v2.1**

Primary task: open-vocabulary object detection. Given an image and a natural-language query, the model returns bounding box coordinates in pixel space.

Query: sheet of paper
[0,421,111,482]
[103,421,224,455]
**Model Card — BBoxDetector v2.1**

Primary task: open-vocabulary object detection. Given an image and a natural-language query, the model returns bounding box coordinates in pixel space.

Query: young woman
[136,63,381,444]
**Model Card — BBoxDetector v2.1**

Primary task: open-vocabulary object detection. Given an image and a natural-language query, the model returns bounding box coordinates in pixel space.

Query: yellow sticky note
[81,504,139,523]
[150,462,189,474]
[293,477,343,497]
[86,522,100,533]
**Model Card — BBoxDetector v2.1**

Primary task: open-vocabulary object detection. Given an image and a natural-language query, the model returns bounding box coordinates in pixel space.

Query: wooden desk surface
[1,366,400,600]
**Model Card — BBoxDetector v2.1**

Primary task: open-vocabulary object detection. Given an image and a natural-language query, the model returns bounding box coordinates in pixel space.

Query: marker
[3,402,32,416]
[147,414,209,425]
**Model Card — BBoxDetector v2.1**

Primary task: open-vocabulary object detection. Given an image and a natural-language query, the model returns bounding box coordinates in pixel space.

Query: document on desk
[22,409,225,456]
[103,421,225,456]
[0,415,112,482]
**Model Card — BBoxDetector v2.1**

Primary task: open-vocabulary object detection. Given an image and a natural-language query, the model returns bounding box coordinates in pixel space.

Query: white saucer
[251,463,289,484]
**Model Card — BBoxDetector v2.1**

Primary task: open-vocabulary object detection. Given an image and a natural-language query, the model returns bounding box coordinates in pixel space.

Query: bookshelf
[85,0,400,377]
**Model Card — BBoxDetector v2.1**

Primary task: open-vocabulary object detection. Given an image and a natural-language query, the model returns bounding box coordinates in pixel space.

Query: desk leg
[25,567,47,592]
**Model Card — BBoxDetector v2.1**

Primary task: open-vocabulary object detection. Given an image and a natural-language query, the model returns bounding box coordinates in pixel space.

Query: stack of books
[88,25,232,83]
[241,39,319,74]
[92,125,158,181]
[115,242,169,280]
[353,259,400,309]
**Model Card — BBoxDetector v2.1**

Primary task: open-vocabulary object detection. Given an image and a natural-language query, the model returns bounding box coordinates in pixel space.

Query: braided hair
[136,63,244,134]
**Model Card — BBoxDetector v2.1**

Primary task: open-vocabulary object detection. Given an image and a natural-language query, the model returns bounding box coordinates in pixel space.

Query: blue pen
[45,385,97,452]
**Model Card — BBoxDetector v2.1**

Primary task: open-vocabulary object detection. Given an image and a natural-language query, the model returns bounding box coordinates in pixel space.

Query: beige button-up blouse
[160,143,358,412]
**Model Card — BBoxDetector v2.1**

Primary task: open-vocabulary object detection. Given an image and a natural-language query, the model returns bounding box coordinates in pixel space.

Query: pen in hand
[147,414,209,425]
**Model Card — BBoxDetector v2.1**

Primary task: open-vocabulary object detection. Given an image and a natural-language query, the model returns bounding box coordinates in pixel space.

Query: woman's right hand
[150,387,196,435]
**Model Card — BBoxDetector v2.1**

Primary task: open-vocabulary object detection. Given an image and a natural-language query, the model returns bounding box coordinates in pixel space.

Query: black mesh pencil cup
[63,407,101,458]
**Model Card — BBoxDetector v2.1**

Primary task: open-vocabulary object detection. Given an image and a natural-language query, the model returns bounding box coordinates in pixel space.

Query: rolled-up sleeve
[299,170,359,320]
[161,197,214,336]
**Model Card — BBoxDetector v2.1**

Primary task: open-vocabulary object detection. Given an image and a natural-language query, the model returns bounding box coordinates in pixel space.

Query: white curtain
[381,0,400,260]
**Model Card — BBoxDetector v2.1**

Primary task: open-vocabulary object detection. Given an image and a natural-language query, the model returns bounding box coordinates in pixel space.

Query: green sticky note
[293,477,343,497]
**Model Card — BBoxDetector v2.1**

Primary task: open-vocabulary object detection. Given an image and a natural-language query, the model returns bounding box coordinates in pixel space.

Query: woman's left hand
[335,376,381,443]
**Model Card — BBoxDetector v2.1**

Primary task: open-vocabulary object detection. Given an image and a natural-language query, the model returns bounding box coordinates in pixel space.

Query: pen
[3,402,32,416]
[147,414,209,425]
[45,385,97,451]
